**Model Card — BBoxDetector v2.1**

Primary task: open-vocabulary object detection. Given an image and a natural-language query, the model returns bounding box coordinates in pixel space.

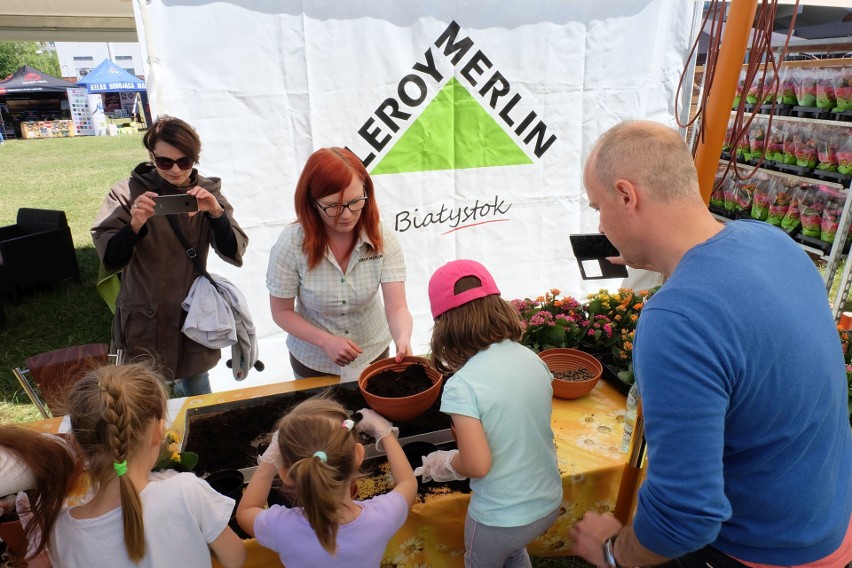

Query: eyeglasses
[152,155,194,171]
[314,196,369,217]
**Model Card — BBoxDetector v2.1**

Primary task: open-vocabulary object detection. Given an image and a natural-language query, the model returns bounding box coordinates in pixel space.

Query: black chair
[0,208,80,300]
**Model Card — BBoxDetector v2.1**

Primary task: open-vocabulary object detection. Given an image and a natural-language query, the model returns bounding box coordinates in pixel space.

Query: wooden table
[28,376,628,567]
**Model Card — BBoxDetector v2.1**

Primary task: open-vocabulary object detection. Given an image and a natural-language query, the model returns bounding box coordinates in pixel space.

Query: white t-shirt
[48,472,234,568]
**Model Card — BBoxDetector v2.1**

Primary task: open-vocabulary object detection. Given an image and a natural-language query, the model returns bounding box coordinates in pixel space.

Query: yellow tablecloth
[188,377,628,567]
[25,376,628,567]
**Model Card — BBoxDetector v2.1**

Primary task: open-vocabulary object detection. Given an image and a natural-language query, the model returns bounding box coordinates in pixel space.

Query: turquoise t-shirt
[440,339,562,527]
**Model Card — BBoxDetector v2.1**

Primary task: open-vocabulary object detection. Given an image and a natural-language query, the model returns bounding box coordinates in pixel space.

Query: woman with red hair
[267,147,413,379]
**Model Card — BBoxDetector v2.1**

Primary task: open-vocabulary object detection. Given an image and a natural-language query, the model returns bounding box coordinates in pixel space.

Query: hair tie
[341,419,354,431]
[113,460,128,477]
[312,451,328,463]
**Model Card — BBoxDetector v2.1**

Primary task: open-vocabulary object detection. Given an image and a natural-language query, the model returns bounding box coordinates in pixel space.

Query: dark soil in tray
[183,382,451,475]
[365,363,432,397]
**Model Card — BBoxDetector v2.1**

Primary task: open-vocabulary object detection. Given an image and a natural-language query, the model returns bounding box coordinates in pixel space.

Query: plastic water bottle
[621,382,639,452]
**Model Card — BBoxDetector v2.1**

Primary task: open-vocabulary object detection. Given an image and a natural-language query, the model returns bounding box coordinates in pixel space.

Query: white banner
[133,0,699,389]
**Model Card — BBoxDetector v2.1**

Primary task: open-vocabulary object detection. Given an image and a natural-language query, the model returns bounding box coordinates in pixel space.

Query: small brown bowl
[358,356,443,422]
[538,348,603,400]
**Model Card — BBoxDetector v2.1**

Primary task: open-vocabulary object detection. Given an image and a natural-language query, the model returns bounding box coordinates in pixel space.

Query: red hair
[294,147,383,269]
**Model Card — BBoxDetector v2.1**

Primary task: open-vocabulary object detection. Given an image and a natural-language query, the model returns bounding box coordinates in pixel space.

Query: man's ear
[614,179,638,211]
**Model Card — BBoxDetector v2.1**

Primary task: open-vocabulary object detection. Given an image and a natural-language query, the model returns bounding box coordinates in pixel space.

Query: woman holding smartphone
[91,115,248,396]
[267,147,413,379]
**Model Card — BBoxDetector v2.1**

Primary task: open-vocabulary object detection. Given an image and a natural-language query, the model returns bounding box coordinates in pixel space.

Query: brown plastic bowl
[358,356,443,422]
[538,348,603,400]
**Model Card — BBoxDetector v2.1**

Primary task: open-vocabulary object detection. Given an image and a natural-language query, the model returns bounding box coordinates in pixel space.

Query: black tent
[0,65,79,139]
[0,65,77,94]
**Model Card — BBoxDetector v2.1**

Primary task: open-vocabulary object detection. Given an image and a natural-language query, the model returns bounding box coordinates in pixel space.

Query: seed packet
[726,179,755,215]
[816,68,837,109]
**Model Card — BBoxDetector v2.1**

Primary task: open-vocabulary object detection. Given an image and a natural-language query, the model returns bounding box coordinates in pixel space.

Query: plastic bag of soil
[767,180,794,227]
[736,128,752,162]
[816,127,840,172]
[834,67,852,112]
[816,67,837,110]
[782,125,800,165]
[777,67,797,106]
[725,178,754,214]
[838,137,852,176]
[751,176,777,221]
[820,190,845,244]
[794,67,817,108]
[710,173,729,209]
[793,124,818,169]
[748,118,767,160]
[765,124,785,163]
[799,186,827,239]
[781,184,808,234]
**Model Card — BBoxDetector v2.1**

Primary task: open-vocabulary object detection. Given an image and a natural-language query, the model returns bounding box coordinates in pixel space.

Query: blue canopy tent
[76,59,150,126]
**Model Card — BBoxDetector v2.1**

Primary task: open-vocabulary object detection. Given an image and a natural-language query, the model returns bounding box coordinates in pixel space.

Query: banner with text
[134,0,698,386]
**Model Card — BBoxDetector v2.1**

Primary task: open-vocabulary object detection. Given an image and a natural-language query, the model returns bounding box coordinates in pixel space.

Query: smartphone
[153,194,198,216]
[569,233,629,280]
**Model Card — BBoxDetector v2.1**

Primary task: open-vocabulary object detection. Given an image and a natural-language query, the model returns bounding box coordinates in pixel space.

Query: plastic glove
[258,430,283,468]
[355,408,399,453]
[413,449,467,483]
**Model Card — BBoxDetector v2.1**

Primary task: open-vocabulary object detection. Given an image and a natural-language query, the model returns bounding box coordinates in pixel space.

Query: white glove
[355,409,399,453]
[413,449,467,482]
[258,430,283,468]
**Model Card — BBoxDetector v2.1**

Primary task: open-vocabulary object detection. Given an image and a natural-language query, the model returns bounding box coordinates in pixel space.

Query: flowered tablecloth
[26,376,628,567]
[192,377,628,568]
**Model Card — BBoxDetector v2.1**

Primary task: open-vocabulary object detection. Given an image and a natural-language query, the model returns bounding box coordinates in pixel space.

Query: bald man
[569,121,852,567]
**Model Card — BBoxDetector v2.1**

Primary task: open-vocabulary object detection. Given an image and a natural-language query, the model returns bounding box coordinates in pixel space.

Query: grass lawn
[0,134,147,423]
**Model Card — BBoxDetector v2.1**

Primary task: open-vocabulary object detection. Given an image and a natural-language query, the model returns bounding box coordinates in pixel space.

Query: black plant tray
[774,162,814,177]
[830,110,852,123]
[182,381,451,475]
[591,353,631,397]
[795,233,833,255]
[810,169,852,185]
[791,106,832,120]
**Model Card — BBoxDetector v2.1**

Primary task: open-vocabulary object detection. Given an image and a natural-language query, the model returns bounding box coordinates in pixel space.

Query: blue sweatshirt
[632,220,852,564]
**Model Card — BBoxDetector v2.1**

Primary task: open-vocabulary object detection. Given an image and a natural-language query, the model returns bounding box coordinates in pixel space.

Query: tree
[0,42,61,80]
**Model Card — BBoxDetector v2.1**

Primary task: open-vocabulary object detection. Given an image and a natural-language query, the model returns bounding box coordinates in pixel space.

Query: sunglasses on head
[152,155,194,171]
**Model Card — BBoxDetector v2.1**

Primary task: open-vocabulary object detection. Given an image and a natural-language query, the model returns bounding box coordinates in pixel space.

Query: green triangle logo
[371,77,533,175]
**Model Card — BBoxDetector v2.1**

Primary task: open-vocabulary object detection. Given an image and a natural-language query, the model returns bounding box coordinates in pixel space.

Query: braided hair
[67,362,167,562]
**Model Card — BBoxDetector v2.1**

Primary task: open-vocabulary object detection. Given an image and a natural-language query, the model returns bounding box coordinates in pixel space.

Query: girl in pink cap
[419,258,563,568]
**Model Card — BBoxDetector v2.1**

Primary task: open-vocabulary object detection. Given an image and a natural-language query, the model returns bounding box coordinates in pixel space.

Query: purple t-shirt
[254,491,408,567]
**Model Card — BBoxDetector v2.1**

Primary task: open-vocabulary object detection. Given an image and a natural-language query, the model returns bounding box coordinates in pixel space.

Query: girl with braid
[236,397,416,567]
[44,362,246,568]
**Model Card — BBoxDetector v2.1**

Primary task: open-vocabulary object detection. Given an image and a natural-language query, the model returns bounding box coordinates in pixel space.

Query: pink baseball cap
[428,259,501,319]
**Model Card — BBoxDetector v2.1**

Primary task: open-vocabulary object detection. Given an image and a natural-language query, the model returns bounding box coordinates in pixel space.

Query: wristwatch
[602,534,623,568]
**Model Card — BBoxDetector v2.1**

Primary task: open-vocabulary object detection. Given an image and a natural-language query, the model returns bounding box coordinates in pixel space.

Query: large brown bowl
[538,348,603,400]
[358,356,443,422]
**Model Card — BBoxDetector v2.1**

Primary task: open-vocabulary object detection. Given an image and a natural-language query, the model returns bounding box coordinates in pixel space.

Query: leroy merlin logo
[354,20,556,174]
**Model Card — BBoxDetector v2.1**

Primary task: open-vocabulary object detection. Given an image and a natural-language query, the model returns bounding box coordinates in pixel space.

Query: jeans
[173,371,211,397]
[463,507,560,568]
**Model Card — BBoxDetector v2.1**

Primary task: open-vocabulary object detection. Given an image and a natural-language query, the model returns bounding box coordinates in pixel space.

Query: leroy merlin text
[395,196,511,232]
[357,20,556,167]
